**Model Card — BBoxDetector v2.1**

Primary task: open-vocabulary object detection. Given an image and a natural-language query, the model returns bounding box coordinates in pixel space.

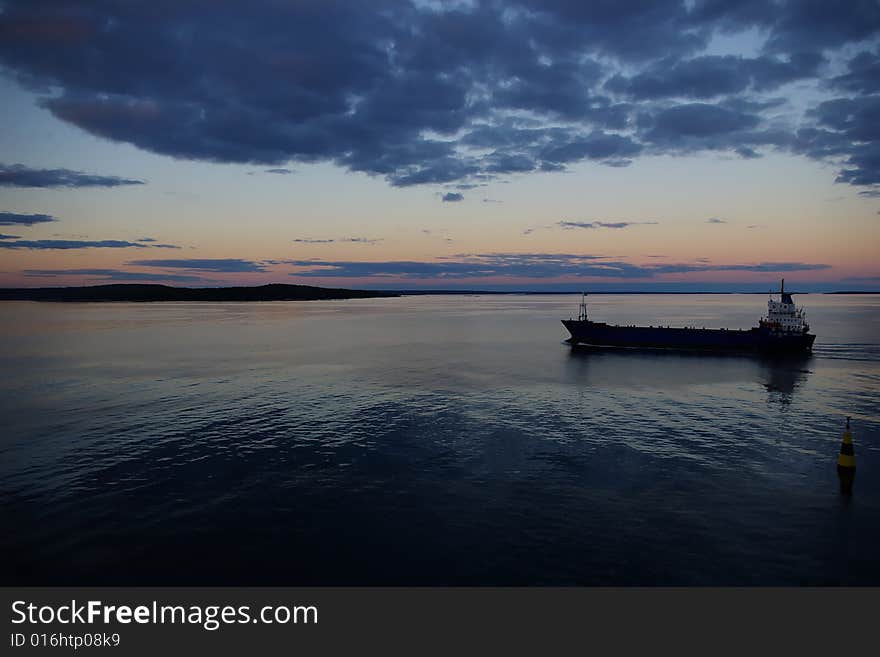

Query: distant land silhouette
[0,284,875,302]
[0,283,399,302]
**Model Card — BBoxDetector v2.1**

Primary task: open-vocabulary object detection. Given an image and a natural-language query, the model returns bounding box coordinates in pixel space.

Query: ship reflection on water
[565,345,812,403]
[758,355,812,402]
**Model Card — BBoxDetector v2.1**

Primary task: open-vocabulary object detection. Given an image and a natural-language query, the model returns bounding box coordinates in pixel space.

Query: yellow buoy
[837,417,855,495]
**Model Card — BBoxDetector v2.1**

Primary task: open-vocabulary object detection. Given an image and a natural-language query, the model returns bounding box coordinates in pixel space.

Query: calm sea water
[2,294,878,585]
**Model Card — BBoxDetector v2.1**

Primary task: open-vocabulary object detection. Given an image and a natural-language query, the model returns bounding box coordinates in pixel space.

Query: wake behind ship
[562,280,816,354]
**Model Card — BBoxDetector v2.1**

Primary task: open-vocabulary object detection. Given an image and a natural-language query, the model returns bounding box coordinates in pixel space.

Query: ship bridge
[762,279,808,333]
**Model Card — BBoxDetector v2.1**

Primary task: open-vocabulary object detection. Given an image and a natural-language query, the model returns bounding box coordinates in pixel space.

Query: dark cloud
[763,1,880,53]
[128,258,266,272]
[137,237,156,242]
[0,239,149,250]
[0,212,57,226]
[803,95,880,186]
[0,163,143,188]
[441,192,464,202]
[690,0,880,52]
[265,168,294,174]
[539,131,643,164]
[644,103,760,141]
[0,234,21,239]
[635,101,797,161]
[1,1,879,188]
[831,49,880,95]
[606,53,823,100]
[736,146,760,159]
[837,144,880,186]
[24,268,203,282]
[484,153,537,174]
[812,96,880,144]
[517,0,708,63]
[287,253,830,280]
[460,124,641,174]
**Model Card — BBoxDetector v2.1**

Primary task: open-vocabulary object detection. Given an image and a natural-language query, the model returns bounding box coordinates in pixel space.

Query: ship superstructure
[759,279,810,334]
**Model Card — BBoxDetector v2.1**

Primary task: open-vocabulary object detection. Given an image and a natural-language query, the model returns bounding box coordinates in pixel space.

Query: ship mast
[578,292,588,321]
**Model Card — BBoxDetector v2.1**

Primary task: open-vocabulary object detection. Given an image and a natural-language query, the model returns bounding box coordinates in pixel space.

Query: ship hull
[562,320,815,354]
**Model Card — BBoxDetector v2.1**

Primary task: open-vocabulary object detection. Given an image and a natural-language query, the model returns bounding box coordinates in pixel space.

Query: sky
[0,0,879,291]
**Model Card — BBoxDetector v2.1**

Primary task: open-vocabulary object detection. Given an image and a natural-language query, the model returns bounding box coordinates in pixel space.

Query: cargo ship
[562,280,815,354]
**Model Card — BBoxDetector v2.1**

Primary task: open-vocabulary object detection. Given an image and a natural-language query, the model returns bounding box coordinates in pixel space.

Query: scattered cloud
[0,236,181,250]
[265,168,293,174]
[482,198,503,204]
[0,234,21,240]
[128,258,267,272]
[707,217,727,224]
[3,2,877,189]
[286,253,831,280]
[0,212,57,226]
[558,220,658,230]
[293,237,382,244]
[421,229,454,243]
[525,220,658,234]
[130,237,180,248]
[0,163,143,188]
[442,192,464,202]
[23,269,204,282]
[1,239,150,250]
